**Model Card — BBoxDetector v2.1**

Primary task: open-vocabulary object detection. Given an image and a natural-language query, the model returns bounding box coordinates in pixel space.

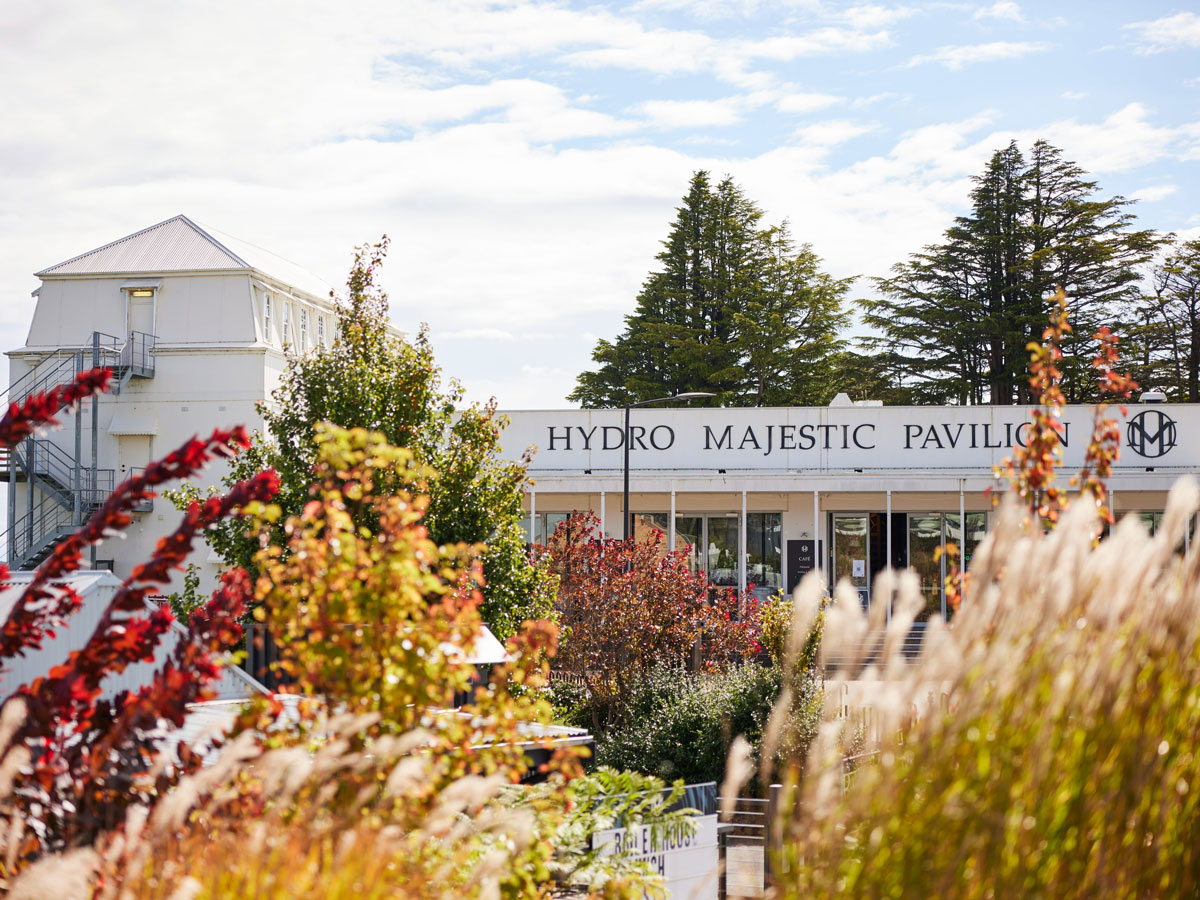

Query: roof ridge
[35,215,250,276]
[175,214,251,268]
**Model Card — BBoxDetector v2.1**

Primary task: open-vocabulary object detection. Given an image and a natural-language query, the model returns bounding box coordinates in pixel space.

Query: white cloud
[793,120,875,148]
[1061,90,1087,100]
[974,2,1024,23]
[441,328,518,341]
[1129,185,1178,204]
[851,91,906,108]
[906,40,1051,69]
[839,5,916,29]
[632,0,819,18]
[636,98,745,128]
[1125,11,1200,54]
[776,92,843,114]
[2,0,1199,413]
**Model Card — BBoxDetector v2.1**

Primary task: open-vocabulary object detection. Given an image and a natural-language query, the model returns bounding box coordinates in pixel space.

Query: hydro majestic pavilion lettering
[544,420,1072,456]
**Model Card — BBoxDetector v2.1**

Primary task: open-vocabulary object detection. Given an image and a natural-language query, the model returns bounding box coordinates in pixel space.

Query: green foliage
[1141,236,1200,401]
[595,664,821,787]
[864,140,1163,404]
[570,171,852,407]
[165,562,204,623]
[759,594,823,674]
[545,767,693,895]
[176,239,554,639]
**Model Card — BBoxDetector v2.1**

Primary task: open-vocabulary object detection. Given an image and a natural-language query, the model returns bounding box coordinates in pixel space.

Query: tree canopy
[570,171,852,407]
[863,140,1163,405]
[182,239,555,640]
[1137,237,1200,401]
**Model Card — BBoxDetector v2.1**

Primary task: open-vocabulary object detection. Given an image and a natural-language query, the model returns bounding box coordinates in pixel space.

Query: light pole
[623,392,715,542]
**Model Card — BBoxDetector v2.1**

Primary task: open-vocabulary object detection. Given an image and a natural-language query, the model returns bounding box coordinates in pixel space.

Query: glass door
[674,514,741,590]
[832,514,869,609]
[907,514,944,620]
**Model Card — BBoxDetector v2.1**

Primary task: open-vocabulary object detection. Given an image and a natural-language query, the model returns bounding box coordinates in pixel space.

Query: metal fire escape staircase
[0,331,156,570]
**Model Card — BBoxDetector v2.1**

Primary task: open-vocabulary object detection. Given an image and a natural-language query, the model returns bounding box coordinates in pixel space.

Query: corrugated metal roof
[38,216,247,276]
[36,215,335,301]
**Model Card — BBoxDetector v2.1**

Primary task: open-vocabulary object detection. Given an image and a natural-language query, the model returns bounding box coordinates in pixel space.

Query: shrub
[0,399,670,898]
[542,511,761,734]
[759,593,823,673]
[597,663,821,787]
[0,366,279,861]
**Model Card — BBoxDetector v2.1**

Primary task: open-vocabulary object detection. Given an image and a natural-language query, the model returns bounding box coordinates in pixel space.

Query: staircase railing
[0,495,75,569]
[1,334,123,409]
[4,330,153,569]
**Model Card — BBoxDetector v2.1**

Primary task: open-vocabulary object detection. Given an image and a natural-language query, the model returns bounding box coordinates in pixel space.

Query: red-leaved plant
[539,511,760,733]
[0,367,278,861]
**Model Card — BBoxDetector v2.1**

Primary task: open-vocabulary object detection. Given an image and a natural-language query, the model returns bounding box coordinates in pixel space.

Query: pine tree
[864,140,1162,404]
[570,172,851,407]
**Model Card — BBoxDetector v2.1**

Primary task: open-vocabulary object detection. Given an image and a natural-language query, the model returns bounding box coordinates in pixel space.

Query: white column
[813,489,821,587]
[599,491,605,539]
[739,490,748,595]
[529,489,537,561]
[959,482,966,555]
[886,489,893,624]
[669,489,676,552]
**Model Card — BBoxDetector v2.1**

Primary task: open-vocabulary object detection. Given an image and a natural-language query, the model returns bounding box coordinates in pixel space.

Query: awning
[120,278,162,291]
[108,411,158,435]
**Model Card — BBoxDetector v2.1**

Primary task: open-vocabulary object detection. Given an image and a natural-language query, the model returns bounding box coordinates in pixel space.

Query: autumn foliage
[541,511,760,732]
[0,381,673,899]
[0,367,279,860]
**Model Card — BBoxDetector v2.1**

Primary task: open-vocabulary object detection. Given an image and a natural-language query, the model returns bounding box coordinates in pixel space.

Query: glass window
[706,516,740,588]
[1137,511,1163,536]
[282,303,292,348]
[518,512,575,546]
[746,513,782,600]
[907,514,944,620]
[262,294,273,344]
[945,511,987,570]
[675,516,703,575]
[300,308,309,352]
[631,512,669,549]
[318,315,326,348]
[833,514,869,609]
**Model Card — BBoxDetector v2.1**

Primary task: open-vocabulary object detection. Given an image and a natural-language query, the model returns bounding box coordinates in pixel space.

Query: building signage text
[500,406,1194,473]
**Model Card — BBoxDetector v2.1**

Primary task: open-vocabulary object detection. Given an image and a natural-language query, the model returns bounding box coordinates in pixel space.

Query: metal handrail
[2,329,154,567]
[0,495,74,565]
[122,331,156,377]
[2,332,124,408]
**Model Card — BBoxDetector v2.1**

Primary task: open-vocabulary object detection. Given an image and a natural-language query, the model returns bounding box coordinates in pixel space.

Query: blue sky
[2,0,1198,409]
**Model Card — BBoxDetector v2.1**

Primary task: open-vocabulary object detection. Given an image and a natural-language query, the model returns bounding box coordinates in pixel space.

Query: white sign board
[498,405,1199,473]
[593,814,719,900]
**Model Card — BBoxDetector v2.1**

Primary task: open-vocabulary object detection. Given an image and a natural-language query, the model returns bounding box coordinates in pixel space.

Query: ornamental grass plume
[766,482,1200,899]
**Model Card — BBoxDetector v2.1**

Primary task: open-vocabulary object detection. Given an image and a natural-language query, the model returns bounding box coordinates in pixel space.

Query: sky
[2,0,1198,409]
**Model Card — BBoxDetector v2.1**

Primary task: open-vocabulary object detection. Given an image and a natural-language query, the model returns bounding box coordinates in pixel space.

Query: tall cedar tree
[570,172,851,407]
[864,140,1162,404]
[1139,237,1200,400]
[182,240,555,640]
